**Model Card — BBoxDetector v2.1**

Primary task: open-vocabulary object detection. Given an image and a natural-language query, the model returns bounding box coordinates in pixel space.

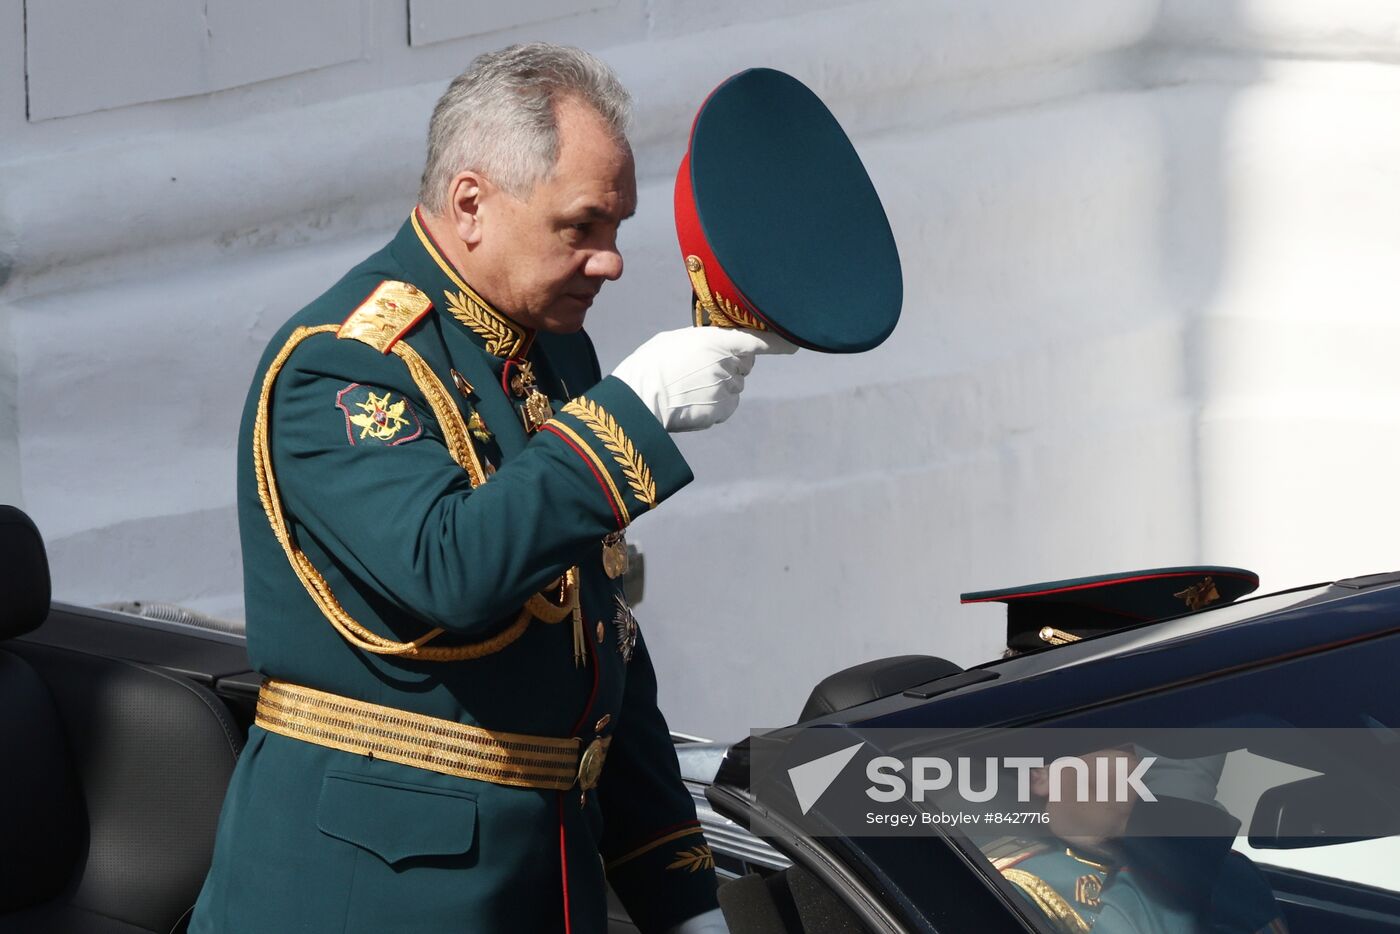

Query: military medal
[466,411,492,442]
[613,595,638,663]
[601,531,629,579]
[508,360,554,434]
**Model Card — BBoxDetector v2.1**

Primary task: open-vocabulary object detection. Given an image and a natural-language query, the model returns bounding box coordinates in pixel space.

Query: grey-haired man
[190,43,783,934]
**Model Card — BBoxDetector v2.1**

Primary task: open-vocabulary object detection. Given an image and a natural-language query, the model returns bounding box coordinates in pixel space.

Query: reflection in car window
[961,632,1400,933]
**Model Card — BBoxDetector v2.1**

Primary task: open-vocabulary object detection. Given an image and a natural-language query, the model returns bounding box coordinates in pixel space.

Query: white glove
[612,327,797,432]
[664,907,731,934]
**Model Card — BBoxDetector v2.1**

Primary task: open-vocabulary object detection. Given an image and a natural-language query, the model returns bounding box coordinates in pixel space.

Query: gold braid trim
[685,255,768,331]
[560,399,657,508]
[253,326,553,660]
[386,340,488,488]
[1002,869,1092,934]
[526,567,579,624]
[256,679,607,791]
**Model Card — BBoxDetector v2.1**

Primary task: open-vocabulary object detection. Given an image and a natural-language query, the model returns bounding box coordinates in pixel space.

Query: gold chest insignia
[613,594,638,663]
[335,384,422,446]
[508,360,554,434]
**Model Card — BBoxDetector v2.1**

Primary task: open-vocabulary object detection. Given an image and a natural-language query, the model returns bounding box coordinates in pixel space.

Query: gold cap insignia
[1174,576,1221,612]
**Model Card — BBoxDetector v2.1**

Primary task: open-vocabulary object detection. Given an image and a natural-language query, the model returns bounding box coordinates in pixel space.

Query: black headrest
[0,506,51,639]
[800,655,963,722]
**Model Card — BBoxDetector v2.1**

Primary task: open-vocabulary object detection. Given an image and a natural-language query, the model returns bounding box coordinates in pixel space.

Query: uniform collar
[394,207,535,360]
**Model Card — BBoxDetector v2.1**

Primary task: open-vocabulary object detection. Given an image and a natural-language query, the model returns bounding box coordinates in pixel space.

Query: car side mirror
[1248,773,1400,849]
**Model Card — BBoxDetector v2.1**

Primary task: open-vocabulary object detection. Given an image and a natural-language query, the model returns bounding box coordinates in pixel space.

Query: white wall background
[3,0,1399,739]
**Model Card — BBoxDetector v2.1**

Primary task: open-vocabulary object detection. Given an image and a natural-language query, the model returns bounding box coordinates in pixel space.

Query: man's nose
[584,247,624,281]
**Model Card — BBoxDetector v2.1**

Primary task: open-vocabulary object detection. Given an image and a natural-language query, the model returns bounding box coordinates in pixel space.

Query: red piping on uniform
[558,794,573,934]
[961,571,1259,604]
[539,424,624,530]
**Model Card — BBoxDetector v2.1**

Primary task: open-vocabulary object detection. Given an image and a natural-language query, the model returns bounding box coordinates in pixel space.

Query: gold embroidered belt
[255,679,609,792]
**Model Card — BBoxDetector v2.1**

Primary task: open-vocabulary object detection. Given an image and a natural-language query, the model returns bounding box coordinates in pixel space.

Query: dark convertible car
[3,505,1398,933]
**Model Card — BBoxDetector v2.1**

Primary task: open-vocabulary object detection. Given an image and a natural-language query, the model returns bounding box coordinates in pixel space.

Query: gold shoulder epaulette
[337,281,433,354]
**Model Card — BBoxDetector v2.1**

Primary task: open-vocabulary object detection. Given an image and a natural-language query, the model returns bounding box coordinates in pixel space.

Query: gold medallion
[601,532,629,579]
[578,737,605,791]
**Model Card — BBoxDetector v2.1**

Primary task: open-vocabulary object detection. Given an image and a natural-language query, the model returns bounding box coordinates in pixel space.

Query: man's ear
[448,171,487,248]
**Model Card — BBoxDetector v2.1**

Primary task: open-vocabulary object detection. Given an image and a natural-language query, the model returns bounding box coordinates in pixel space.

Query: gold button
[594,714,611,733]
[595,621,605,644]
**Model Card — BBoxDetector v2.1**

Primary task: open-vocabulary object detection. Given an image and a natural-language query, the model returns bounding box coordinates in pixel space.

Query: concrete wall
[3,0,1400,739]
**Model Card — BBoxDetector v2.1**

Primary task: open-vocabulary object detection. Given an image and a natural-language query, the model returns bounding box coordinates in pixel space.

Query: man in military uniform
[965,574,1287,933]
[990,833,1288,934]
[191,43,792,933]
[981,746,1283,934]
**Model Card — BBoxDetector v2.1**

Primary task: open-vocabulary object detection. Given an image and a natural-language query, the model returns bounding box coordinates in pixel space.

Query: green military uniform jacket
[991,838,1288,934]
[192,210,718,933]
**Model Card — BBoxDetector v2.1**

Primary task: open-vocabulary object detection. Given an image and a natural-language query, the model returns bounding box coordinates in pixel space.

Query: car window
[957,632,1400,932]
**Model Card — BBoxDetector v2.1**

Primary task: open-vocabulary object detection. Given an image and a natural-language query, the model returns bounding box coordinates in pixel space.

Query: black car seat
[0,506,242,934]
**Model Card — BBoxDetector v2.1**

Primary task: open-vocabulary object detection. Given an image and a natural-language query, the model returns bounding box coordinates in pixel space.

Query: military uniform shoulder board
[338,281,433,354]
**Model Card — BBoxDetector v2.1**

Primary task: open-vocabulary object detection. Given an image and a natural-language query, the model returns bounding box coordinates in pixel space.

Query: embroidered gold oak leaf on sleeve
[562,399,657,508]
[666,846,715,873]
